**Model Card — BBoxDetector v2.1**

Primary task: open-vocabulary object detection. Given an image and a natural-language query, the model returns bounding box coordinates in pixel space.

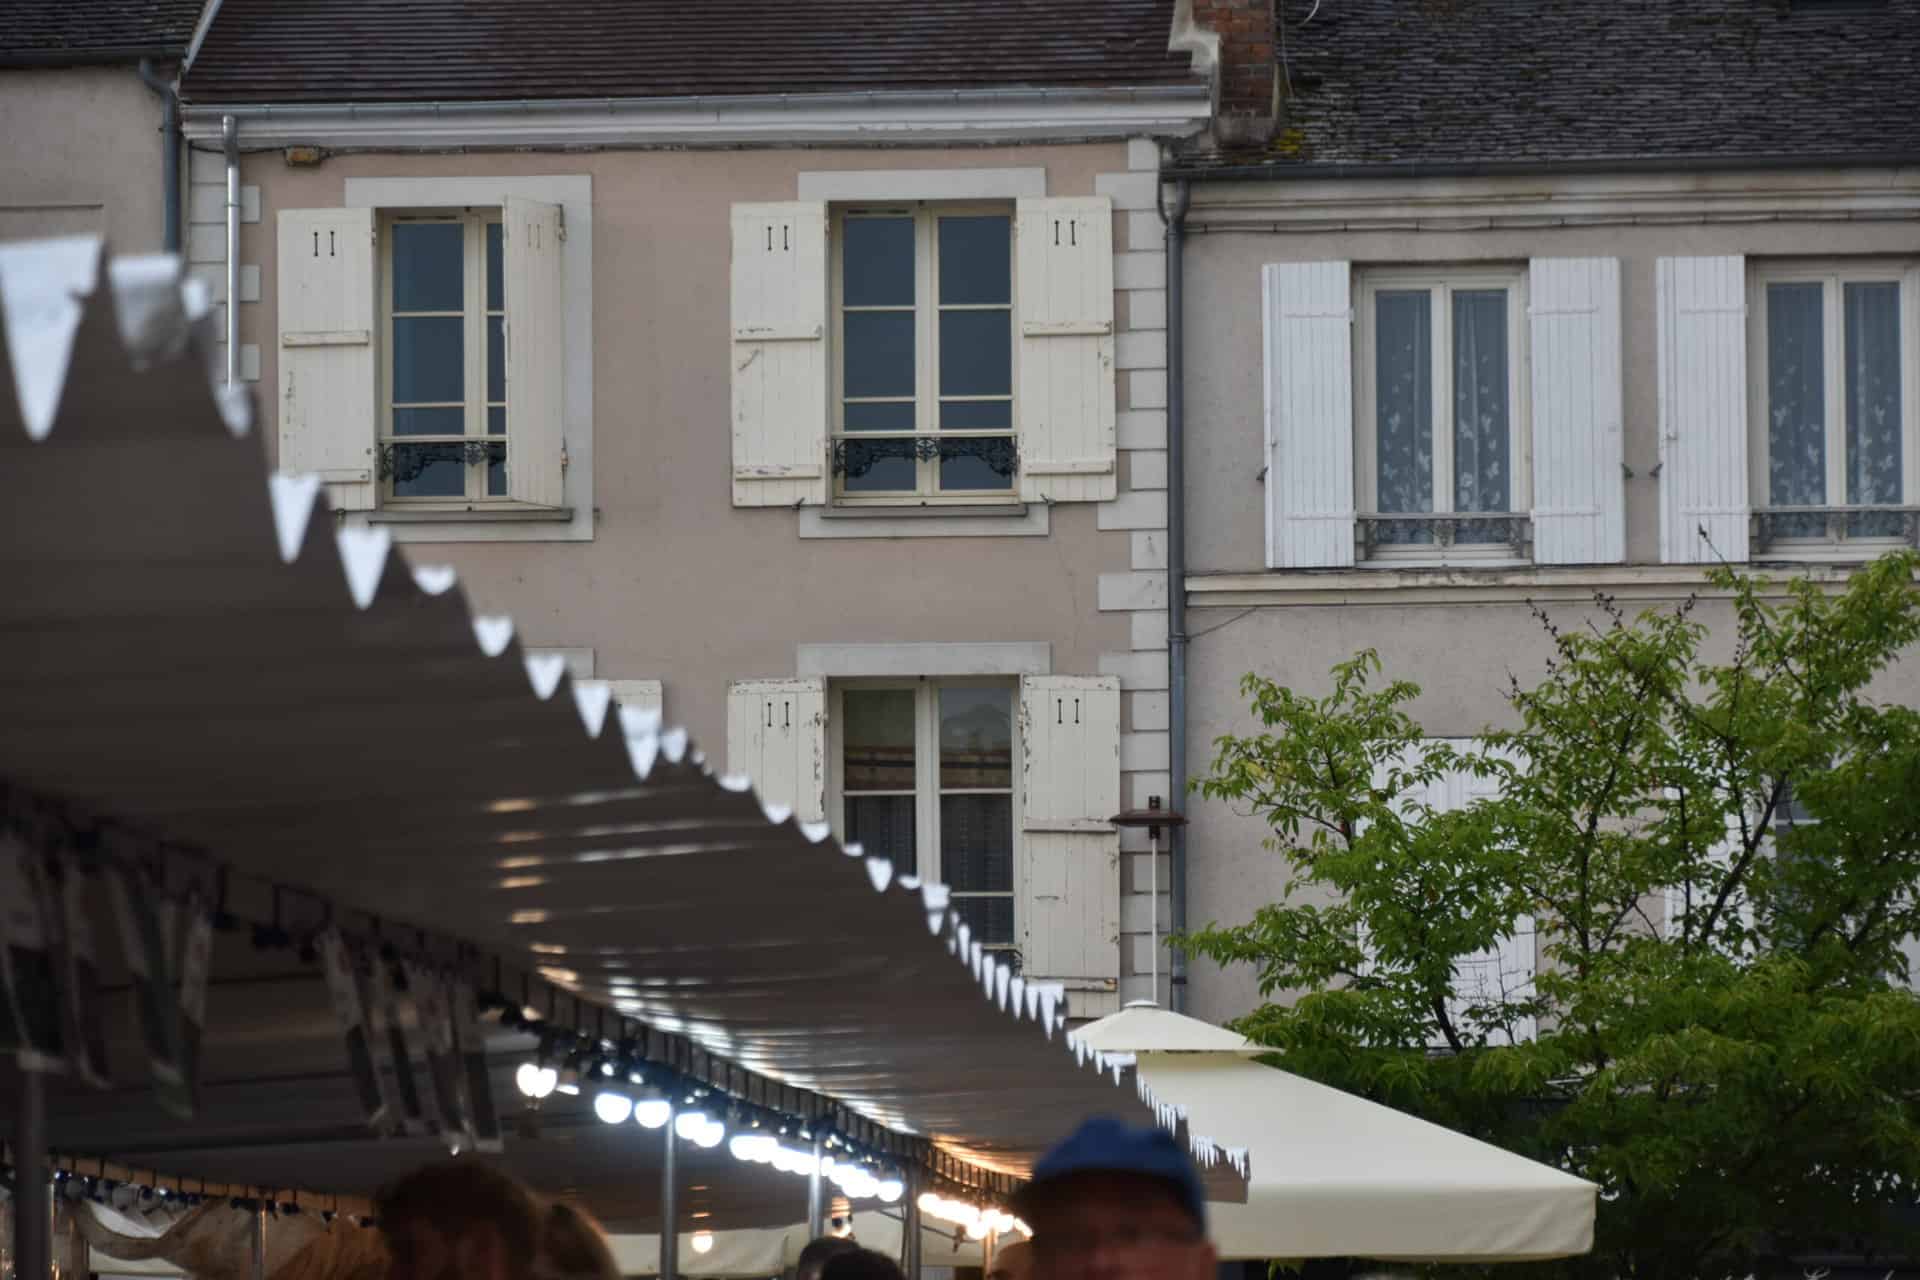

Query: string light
[690,1231,715,1255]
[593,1090,634,1125]
[515,1063,558,1099]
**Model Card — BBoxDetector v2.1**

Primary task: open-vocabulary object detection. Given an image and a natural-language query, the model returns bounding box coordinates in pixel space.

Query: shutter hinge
[556,207,568,243]
[561,444,571,473]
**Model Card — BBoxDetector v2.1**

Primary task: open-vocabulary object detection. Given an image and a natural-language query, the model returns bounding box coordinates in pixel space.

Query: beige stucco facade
[204,131,1188,1014]
[1178,167,1920,1024]
[0,68,168,249]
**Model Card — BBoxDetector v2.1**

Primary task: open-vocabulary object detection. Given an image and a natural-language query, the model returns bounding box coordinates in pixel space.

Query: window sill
[368,504,575,525]
[799,501,1047,539]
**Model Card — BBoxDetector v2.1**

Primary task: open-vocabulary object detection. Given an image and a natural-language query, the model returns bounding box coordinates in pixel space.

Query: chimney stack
[1187,0,1279,145]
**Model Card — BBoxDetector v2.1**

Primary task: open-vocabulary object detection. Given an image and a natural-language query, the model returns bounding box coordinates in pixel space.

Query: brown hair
[374,1160,543,1279]
[536,1202,620,1280]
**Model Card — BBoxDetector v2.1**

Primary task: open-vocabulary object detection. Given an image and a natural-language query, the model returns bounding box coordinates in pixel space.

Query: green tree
[1186,552,1920,1280]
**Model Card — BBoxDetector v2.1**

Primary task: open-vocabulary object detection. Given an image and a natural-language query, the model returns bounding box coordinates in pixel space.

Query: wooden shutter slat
[1529,257,1625,564]
[731,203,828,506]
[1016,197,1116,504]
[1263,261,1356,568]
[1657,255,1750,563]
[1017,676,1120,986]
[277,208,376,511]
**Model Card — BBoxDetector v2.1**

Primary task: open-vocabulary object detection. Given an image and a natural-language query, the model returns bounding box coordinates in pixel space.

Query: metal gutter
[222,114,238,387]
[137,60,183,254]
[1163,177,1193,1014]
[1164,151,1920,182]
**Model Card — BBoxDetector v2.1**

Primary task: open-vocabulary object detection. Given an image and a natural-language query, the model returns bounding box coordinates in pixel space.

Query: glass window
[384,211,506,503]
[836,683,1017,949]
[833,206,1017,501]
[1756,268,1911,548]
[1360,273,1527,555]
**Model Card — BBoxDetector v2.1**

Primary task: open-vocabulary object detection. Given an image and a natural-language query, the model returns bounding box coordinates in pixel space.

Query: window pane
[393,315,464,403]
[953,895,1014,947]
[844,312,915,398]
[1767,281,1827,536]
[939,309,1011,397]
[842,217,914,308]
[847,796,916,876]
[940,400,1012,429]
[487,316,505,403]
[488,406,506,437]
[844,689,916,790]
[1451,289,1511,544]
[839,440,918,492]
[938,216,1011,306]
[844,401,915,432]
[389,443,466,498]
[939,442,1016,492]
[1374,289,1433,542]
[939,687,1012,788]
[486,442,507,496]
[392,223,464,312]
[486,222,503,311]
[1844,281,1904,536]
[940,796,1012,892]
[393,406,465,437]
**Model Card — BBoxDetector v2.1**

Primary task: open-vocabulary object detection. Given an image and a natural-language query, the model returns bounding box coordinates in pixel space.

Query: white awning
[1075,1005,1595,1261]
[0,238,1248,1216]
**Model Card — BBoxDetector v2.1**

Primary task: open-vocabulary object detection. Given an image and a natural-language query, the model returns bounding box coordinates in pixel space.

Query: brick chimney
[1178,0,1279,145]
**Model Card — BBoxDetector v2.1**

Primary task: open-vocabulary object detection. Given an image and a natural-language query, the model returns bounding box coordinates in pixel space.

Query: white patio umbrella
[1073,1004,1596,1262]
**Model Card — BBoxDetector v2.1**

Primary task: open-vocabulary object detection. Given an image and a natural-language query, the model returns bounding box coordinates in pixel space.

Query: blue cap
[1016,1116,1206,1229]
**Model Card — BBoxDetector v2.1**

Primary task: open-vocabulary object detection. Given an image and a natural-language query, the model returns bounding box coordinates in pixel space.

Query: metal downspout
[136,60,181,253]
[1164,178,1193,1013]
[222,114,239,386]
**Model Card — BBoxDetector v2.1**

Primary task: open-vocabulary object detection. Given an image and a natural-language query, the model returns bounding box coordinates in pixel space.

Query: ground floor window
[833,680,1016,947]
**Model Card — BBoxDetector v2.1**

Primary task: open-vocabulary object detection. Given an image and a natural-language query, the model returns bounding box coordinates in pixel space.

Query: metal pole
[660,1106,679,1280]
[222,114,239,387]
[1149,823,1161,1003]
[902,1173,922,1280]
[981,1230,995,1280]
[250,1203,266,1280]
[806,1131,826,1240]
[1165,176,1193,1014]
[13,1070,49,1280]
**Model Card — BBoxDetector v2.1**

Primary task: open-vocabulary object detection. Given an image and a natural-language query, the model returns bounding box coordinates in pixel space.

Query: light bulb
[593,1090,633,1125]
[690,1231,715,1255]
[916,1192,941,1215]
[966,1219,989,1241]
[516,1063,557,1099]
[675,1109,710,1141]
[634,1098,672,1130]
[728,1134,757,1161]
[876,1178,904,1204]
[695,1117,725,1148]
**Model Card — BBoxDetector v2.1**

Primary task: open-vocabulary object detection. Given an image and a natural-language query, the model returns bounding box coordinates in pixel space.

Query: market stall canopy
[0,238,1247,1211]
[1075,1004,1595,1261]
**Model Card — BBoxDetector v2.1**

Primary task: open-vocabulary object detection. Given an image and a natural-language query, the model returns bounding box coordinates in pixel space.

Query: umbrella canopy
[1074,1005,1596,1262]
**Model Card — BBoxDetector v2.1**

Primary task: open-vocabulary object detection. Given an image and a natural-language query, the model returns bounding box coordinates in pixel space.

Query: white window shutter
[1017,675,1120,987]
[1529,257,1625,564]
[500,197,566,508]
[1657,256,1749,563]
[725,678,826,825]
[277,208,376,510]
[1263,261,1355,568]
[730,203,828,507]
[1015,197,1116,503]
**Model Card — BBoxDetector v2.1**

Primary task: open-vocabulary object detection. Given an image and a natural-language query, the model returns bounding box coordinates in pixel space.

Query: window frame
[828,201,1020,507]
[1353,266,1532,564]
[377,207,507,506]
[826,676,1023,951]
[1746,258,1920,559]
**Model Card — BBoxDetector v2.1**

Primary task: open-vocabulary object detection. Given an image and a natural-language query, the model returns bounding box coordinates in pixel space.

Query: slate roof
[1175,0,1920,172]
[181,0,1195,104]
[0,0,204,65]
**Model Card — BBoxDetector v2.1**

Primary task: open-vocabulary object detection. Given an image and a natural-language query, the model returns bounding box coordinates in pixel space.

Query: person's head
[796,1236,862,1280]
[375,1160,544,1280]
[988,1239,1035,1280]
[1014,1117,1216,1280]
[536,1201,620,1280]
[818,1248,905,1280]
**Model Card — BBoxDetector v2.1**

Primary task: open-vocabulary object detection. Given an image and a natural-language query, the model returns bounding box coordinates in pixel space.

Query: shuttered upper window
[1354,268,1532,559]
[832,205,1018,501]
[731,196,1115,510]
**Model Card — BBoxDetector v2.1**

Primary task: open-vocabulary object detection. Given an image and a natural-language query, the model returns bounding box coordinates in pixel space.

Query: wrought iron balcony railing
[1357,511,1532,556]
[1752,505,1920,549]
[829,435,1019,479]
